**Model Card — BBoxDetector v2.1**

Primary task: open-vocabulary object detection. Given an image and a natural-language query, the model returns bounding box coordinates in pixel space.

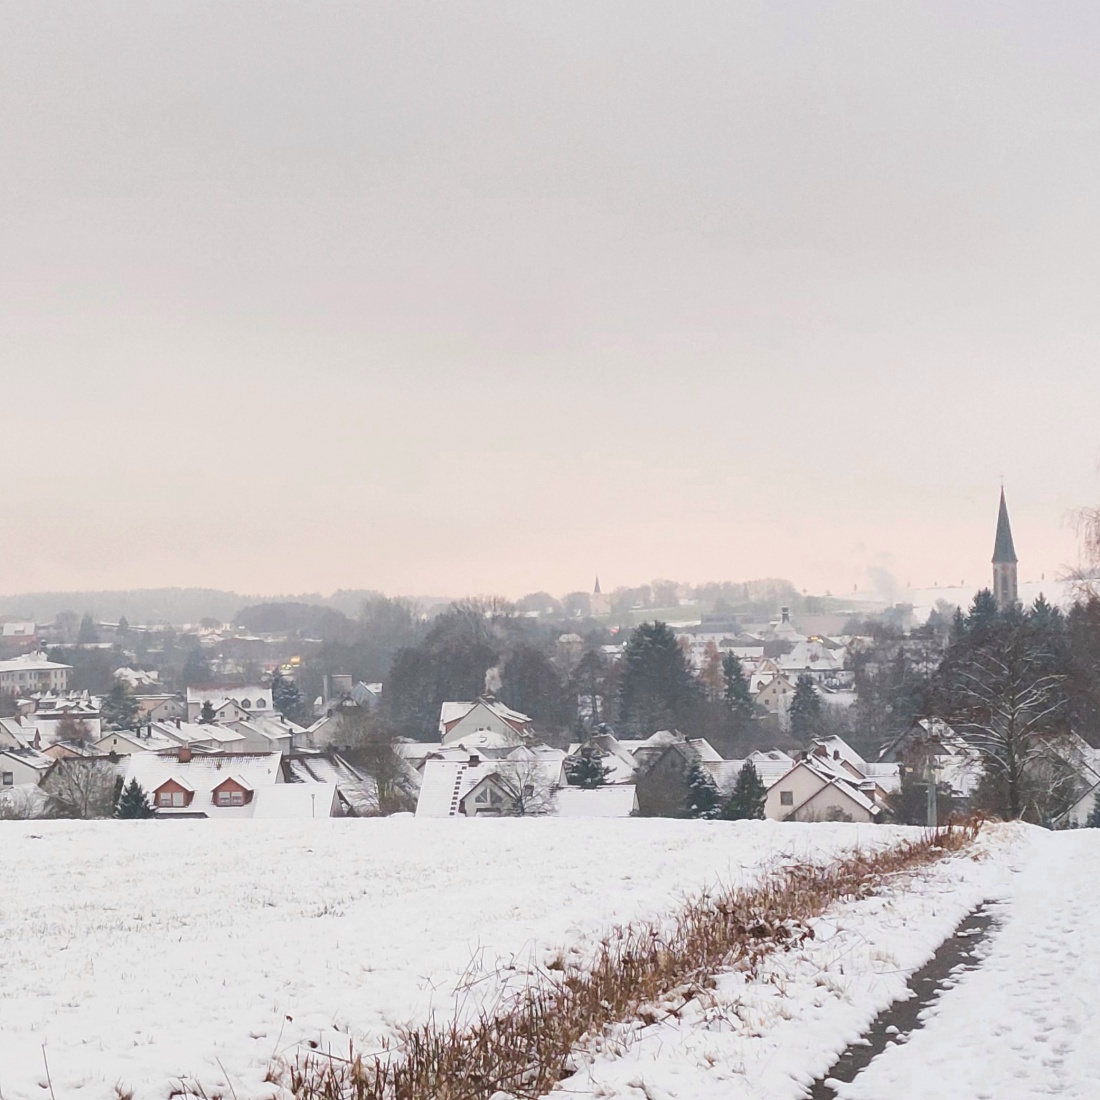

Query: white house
[764,759,880,823]
[438,696,533,745]
[186,686,274,723]
[123,749,337,819]
[0,653,72,695]
[0,746,54,789]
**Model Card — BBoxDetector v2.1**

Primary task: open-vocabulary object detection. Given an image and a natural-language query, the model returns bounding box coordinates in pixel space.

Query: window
[172,791,185,807]
[255,699,266,708]
[230,790,244,806]
[241,699,252,709]
[780,790,794,806]
[217,790,231,806]
[158,790,172,807]
[2,772,13,787]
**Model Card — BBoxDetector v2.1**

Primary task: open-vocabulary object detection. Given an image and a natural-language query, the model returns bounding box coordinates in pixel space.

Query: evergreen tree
[618,621,701,735]
[565,745,612,789]
[685,758,721,819]
[1086,792,1100,829]
[199,700,217,724]
[272,671,307,723]
[722,652,754,721]
[181,647,212,687]
[102,682,140,730]
[721,759,767,820]
[116,778,155,819]
[788,674,822,740]
[77,613,99,644]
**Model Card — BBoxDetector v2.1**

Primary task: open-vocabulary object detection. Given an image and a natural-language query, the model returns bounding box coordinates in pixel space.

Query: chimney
[174,717,181,730]
[468,753,480,766]
[147,724,152,737]
[781,607,790,624]
[178,745,192,763]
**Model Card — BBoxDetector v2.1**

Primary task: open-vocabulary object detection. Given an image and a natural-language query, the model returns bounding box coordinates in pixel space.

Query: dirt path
[804,904,998,1098]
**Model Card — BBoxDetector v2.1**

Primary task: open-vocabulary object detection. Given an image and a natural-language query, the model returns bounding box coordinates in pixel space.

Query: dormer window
[255,699,266,708]
[241,699,252,709]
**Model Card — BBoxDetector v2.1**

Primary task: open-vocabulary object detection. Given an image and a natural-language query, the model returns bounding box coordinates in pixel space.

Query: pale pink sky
[2,3,1097,601]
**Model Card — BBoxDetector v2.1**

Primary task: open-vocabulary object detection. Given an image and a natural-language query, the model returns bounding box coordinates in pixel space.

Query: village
[4,492,1099,830]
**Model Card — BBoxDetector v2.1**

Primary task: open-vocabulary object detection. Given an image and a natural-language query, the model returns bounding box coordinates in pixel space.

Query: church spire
[992,487,1017,565]
[593,575,602,595]
[992,487,1019,608]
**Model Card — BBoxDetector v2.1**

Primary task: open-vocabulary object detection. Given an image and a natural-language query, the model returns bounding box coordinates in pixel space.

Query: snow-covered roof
[438,697,532,737]
[286,754,379,815]
[124,752,282,816]
[0,653,71,673]
[554,785,638,818]
[250,783,339,819]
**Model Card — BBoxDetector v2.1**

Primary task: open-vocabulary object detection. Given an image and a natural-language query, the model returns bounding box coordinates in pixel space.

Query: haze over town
[4,3,1100,598]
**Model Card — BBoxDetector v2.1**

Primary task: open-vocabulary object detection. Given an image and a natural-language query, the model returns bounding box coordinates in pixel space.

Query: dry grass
[280,822,980,1100]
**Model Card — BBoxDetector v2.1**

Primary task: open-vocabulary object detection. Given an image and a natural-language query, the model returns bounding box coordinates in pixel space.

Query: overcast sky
[2,2,1098,602]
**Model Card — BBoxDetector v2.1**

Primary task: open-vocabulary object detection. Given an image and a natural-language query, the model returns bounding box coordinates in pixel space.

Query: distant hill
[0,587,460,626]
[0,588,318,626]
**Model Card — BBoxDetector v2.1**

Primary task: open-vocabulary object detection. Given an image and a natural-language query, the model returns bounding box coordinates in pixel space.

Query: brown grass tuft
[280,822,980,1100]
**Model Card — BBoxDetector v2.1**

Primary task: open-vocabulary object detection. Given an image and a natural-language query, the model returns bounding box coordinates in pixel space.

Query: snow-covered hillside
[0,818,915,1100]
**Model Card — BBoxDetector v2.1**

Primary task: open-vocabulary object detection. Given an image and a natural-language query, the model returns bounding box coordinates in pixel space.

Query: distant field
[0,818,903,1100]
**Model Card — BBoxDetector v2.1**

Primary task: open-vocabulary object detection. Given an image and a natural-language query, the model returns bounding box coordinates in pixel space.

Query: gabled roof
[554,785,637,818]
[992,487,1018,564]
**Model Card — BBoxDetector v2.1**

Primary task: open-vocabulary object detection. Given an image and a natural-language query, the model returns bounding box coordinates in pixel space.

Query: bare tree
[42,759,120,819]
[948,630,1069,822]
[0,786,53,820]
[495,755,558,817]
[339,711,417,815]
[55,715,95,744]
[1070,505,1100,599]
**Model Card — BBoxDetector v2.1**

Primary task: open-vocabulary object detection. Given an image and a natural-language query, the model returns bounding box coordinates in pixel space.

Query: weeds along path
[281,823,980,1100]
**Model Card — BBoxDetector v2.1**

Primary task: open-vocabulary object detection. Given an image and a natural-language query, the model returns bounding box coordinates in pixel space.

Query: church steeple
[593,575,602,596]
[992,487,1019,608]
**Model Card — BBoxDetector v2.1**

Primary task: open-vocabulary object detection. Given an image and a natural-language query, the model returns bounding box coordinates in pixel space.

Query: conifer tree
[617,621,701,734]
[565,746,612,789]
[199,700,217,724]
[102,682,140,730]
[116,778,155,819]
[788,674,822,740]
[685,758,721,819]
[721,759,767,820]
[722,652,754,721]
[1087,793,1100,829]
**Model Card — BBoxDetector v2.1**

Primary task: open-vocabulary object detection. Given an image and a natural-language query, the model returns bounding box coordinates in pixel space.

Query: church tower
[992,487,1019,609]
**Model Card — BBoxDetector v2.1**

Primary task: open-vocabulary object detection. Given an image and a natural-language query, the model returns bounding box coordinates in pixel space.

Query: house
[764,759,880,823]
[283,753,381,816]
[776,639,849,688]
[134,694,187,722]
[24,696,102,744]
[0,746,53,789]
[879,718,985,802]
[0,653,72,695]
[415,747,566,818]
[94,727,185,755]
[185,686,274,723]
[438,696,533,745]
[124,749,337,818]
[753,674,796,726]
[0,621,38,655]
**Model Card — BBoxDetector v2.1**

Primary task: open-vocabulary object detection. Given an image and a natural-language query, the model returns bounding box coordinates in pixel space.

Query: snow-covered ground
[0,818,909,1100]
[1,819,1087,1100]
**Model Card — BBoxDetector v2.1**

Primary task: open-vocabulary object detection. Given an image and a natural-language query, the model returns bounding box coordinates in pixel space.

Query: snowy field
[0,818,915,1100]
[1,819,1084,1100]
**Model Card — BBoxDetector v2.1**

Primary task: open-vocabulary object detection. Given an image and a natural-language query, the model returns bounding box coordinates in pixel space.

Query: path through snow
[834,828,1100,1099]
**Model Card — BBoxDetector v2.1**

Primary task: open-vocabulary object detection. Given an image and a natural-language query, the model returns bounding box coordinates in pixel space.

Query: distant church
[992,487,1019,609]
[590,575,611,617]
